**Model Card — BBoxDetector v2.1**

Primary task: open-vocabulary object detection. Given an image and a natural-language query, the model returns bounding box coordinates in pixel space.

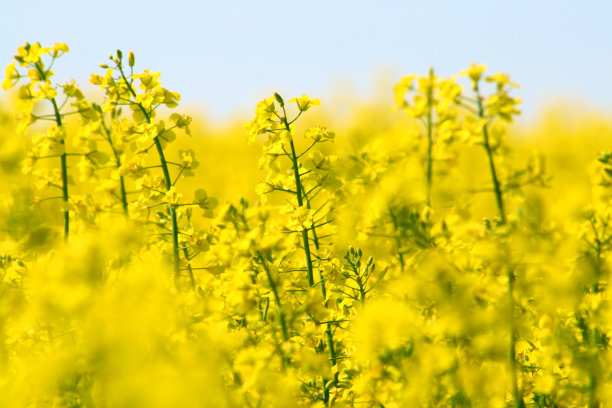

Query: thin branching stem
[100,117,128,214]
[507,268,525,408]
[35,61,69,239]
[117,61,180,279]
[426,67,434,207]
[475,82,506,224]
[282,115,315,287]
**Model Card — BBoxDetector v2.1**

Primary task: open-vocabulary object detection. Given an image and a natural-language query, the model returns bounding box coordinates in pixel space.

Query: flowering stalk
[256,251,288,342]
[31,50,70,239]
[460,64,524,407]
[97,108,128,214]
[154,141,180,275]
[50,97,70,238]
[393,69,461,208]
[282,115,316,287]
[278,107,338,370]
[248,93,340,402]
[475,82,506,224]
[425,68,434,207]
[3,43,76,239]
[114,56,180,277]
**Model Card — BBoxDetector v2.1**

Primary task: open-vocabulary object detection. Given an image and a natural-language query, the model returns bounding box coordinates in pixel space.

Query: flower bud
[274,92,284,107]
[128,51,135,67]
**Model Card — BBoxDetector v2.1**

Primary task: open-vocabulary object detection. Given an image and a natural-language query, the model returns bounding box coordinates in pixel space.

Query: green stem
[325,326,337,366]
[118,173,128,214]
[304,199,337,378]
[388,208,405,272]
[100,119,128,214]
[304,195,326,299]
[475,84,506,224]
[281,114,337,400]
[354,268,367,306]
[286,132,315,287]
[257,251,288,342]
[426,67,434,207]
[588,374,598,408]
[51,98,69,240]
[507,269,525,408]
[184,248,195,289]
[36,61,69,239]
[118,61,181,280]
[154,137,181,279]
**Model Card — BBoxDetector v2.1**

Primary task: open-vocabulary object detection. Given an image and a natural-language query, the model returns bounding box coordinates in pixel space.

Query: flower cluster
[1,43,612,408]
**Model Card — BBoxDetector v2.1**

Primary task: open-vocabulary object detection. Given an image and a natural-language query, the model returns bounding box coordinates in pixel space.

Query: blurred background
[1,0,611,124]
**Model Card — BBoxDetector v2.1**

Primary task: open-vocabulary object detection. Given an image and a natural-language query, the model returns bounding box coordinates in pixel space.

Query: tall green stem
[50,98,69,240]
[286,133,315,287]
[588,374,598,408]
[154,138,181,278]
[100,119,128,214]
[281,115,337,401]
[304,194,325,298]
[257,251,288,342]
[507,269,525,408]
[475,84,516,406]
[118,63,180,279]
[426,67,434,207]
[36,59,69,240]
[475,84,506,224]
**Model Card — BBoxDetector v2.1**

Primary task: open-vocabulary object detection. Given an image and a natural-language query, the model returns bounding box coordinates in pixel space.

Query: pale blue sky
[1,0,611,123]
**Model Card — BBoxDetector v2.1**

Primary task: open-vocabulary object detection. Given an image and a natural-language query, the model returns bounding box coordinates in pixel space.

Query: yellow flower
[27,67,47,82]
[14,42,49,66]
[165,187,182,205]
[133,69,161,90]
[49,42,69,57]
[256,96,277,116]
[486,72,519,89]
[89,73,104,86]
[76,156,96,182]
[246,96,279,143]
[437,77,462,111]
[61,80,84,99]
[163,89,181,108]
[288,206,315,231]
[461,63,488,85]
[485,93,521,122]
[289,94,320,112]
[392,75,417,109]
[417,73,436,94]
[405,93,427,117]
[170,113,192,135]
[189,231,210,252]
[35,80,57,100]
[1,62,20,90]
[178,149,199,177]
[304,125,335,142]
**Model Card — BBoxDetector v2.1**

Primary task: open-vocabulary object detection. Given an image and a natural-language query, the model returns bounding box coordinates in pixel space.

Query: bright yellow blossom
[289,94,320,111]
[1,62,20,90]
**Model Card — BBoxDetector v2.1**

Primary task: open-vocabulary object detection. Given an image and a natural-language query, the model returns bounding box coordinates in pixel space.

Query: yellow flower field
[1,42,612,407]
